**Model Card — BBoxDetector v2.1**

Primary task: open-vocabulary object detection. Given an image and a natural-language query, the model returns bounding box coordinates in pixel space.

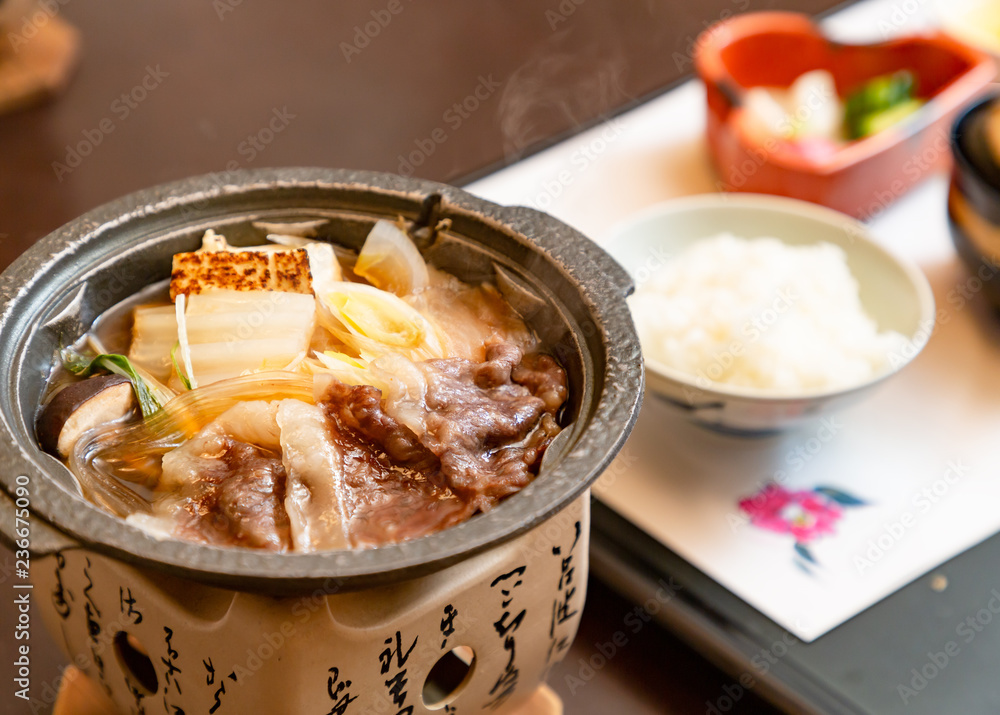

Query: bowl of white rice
[607,193,935,434]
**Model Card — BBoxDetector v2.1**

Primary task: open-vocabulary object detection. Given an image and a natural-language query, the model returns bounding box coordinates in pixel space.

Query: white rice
[629,233,907,393]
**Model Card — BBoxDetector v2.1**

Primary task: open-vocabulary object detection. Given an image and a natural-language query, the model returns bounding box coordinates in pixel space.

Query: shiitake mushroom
[37,375,136,458]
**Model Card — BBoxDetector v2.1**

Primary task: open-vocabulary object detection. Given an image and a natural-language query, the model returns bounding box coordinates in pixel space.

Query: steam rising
[498,31,630,163]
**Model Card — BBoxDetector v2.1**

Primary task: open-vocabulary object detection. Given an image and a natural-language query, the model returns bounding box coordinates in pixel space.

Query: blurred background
[0,1,848,713]
[0,0,843,264]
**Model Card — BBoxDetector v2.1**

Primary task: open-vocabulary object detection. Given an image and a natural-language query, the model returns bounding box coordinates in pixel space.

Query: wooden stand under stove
[52,666,564,715]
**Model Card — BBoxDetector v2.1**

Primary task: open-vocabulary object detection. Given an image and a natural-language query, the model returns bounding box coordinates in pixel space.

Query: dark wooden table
[0,1,845,712]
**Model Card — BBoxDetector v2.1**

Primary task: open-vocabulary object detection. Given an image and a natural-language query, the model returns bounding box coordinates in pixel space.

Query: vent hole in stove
[113,631,159,695]
[423,645,476,709]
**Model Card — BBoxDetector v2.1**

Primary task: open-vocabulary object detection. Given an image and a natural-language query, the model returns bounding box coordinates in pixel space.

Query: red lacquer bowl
[695,12,996,218]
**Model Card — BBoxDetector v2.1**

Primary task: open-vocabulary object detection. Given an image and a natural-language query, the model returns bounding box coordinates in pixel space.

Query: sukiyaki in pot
[0,168,642,714]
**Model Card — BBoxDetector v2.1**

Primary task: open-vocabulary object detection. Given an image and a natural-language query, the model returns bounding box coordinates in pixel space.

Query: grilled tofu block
[170,248,313,301]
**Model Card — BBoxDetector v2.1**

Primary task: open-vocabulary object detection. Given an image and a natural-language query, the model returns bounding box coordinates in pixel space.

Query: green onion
[60,347,164,418]
[170,342,194,391]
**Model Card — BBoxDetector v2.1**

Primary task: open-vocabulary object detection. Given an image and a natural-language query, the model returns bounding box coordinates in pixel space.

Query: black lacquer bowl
[949,93,1000,310]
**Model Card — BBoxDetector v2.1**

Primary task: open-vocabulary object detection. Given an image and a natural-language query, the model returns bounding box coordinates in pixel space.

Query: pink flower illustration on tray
[738,485,866,573]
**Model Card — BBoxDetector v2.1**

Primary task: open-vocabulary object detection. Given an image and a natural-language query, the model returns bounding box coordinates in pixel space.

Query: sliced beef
[319,339,568,523]
[419,341,564,509]
[321,382,472,547]
[512,352,569,412]
[335,435,474,548]
[323,381,438,471]
[163,433,291,551]
[151,341,568,552]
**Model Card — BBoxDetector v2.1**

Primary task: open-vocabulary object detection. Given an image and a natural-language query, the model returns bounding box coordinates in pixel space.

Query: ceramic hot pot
[0,168,642,714]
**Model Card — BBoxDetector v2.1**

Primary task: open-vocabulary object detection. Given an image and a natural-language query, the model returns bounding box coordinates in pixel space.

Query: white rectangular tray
[466,0,1000,642]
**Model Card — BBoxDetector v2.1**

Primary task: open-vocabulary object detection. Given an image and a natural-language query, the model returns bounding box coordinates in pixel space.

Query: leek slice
[61,348,165,418]
[321,282,443,360]
[170,343,194,391]
[313,351,383,390]
[355,219,429,295]
[175,294,198,389]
